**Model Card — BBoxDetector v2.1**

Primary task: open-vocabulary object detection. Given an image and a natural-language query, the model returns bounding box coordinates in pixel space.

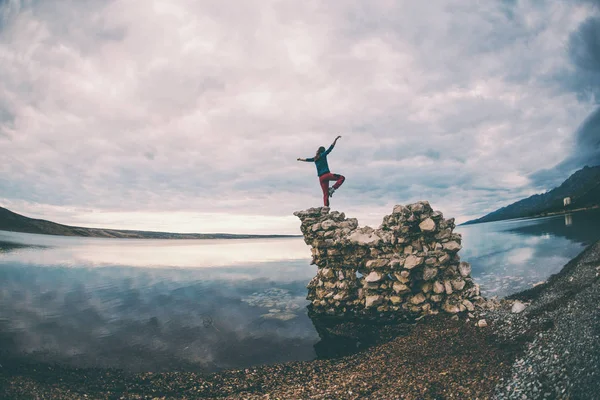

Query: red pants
[319,172,345,206]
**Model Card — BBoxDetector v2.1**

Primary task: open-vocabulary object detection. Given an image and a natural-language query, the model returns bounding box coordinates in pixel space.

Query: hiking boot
[328,187,336,197]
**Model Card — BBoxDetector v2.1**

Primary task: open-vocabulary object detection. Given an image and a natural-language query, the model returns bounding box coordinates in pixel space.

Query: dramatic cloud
[530,7,600,188]
[0,0,598,233]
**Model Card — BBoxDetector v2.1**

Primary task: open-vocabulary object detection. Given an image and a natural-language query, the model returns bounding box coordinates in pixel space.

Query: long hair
[314,146,326,161]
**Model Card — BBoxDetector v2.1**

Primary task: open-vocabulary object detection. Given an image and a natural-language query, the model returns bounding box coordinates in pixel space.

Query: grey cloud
[528,7,600,189]
[530,106,600,188]
[0,0,597,229]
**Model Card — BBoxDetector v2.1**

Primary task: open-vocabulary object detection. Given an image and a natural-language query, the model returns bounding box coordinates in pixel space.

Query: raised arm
[324,135,342,155]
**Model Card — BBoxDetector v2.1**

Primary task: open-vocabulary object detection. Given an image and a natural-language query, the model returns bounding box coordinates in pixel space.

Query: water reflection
[0,208,599,372]
[0,262,319,372]
[0,232,310,268]
[565,214,572,226]
[457,208,600,298]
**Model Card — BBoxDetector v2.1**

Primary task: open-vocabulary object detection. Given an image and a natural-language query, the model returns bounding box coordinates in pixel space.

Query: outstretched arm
[325,135,342,155]
[297,157,315,162]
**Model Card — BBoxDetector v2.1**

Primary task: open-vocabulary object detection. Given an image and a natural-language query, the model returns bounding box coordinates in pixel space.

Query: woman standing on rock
[297,136,345,207]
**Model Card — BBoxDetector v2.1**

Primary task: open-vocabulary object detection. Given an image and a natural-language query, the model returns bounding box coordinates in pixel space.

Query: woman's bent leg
[332,174,345,190]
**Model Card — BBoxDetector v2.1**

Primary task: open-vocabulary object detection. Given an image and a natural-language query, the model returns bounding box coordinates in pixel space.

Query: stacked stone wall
[294,201,484,319]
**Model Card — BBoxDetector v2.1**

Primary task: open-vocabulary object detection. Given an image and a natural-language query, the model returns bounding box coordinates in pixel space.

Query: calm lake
[1,209,599,373]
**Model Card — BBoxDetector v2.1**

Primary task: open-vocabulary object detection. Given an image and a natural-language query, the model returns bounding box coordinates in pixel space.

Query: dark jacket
[305,144,334,176]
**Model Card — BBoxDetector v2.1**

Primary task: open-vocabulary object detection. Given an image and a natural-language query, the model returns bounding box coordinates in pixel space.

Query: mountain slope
[463,165,600,225]
[0,207,295,239]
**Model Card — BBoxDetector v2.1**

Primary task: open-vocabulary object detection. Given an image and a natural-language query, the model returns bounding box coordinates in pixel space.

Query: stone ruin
[294,201,484,320]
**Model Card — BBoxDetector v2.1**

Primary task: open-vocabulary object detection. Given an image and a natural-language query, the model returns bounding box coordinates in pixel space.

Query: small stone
[333,292,348,301]
[390,296,402,305]
[419,218,436,232]
[443,241,462,252]
[403,245,413,254]
[411,293,426,304]
[443,302,460,313]
[404,255,423,269]
[452,278,465,291]
[365,295,384,308]
[393,272,410,283]
[425,257,437,266]
[423,266,438,281]
[392,205,408,215]
[444,280,453,294]
[393,282,410,293]
[438,253,450,264]
[458,262,472,277]
[433,281,445,294]
[430,294,443,302]
[511,300,527,314]
[366,259,389,268]
[462,299,475,312]
[477,319,488,328]
[365,271,384,283]
[321,220,336,230]
[320,268,335,279]
[422,282,433,293]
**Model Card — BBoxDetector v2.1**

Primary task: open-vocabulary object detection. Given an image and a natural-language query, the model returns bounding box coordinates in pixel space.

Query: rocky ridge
[294,201,484,319]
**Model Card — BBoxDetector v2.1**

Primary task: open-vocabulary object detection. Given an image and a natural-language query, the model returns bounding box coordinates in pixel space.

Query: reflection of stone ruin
[294,201,484,319]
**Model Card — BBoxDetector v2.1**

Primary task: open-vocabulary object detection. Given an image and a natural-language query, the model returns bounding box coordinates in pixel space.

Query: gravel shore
[2,240,599,399]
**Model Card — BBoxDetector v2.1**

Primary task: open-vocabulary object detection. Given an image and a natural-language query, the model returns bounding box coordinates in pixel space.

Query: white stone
[365,271,384,283]
[320,220,336,230]
[444,280,453,294]
[392,205,408,214]
[393,282,410,293]
[348,230,381,245]
[365,295,383,308]
[433,281,445,294]
[458,262,472,277]
[511,300,527,314]
[419,218,436,232]
[477,319,488,328]
[404,255,423,270]
[443,241,462,252]
[452,278,466,291]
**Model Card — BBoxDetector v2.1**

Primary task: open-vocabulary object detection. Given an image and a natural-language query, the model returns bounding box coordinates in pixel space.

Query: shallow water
[0,209,599,372]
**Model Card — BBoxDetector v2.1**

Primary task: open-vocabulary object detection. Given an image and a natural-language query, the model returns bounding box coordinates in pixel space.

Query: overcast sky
[1,0,599,234]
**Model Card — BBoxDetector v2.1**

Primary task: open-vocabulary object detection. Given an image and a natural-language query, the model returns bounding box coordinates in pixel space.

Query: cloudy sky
[1,0,599,234]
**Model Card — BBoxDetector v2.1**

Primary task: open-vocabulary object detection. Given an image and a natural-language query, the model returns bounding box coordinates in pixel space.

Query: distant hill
[463,165,600,225]
[0,207,297,239]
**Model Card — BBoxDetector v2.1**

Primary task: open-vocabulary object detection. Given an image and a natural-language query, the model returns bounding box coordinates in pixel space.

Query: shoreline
[460,205,600,226]
[2,240,599,399]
